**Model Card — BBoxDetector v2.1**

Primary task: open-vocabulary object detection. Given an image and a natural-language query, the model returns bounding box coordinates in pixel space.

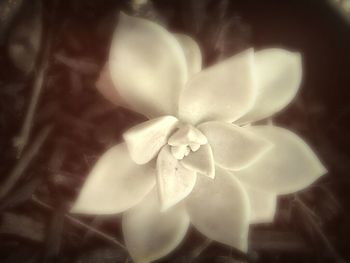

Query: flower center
[167,124,207,160]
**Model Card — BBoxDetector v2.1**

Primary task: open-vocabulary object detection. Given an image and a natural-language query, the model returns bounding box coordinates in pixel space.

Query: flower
[71,14,327,263]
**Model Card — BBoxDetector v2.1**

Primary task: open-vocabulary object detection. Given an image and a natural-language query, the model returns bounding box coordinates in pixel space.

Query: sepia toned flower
[72,14,326,263]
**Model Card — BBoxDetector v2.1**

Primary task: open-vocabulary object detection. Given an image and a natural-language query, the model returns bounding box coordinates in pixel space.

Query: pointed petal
[181,144,215,178]
[123,116,179,164]
[71,144,155,214]
[123,190,190,263]
[241,182,277,224]
[199,122,272,171]
[234,126,327,195]
[157,146,197,211]
[109,13,188,117]
[186,167,250,251]
[179,49,257,124]
[238,49,302,124]
[174,33,202,77]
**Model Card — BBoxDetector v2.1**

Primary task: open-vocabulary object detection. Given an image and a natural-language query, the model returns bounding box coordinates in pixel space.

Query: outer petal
[237,49,302,124]
[174,33,202,77]
[123,116,179,164]
[181,144,215,178]
[95,64,130,108]
[199,122,272,171]
[109,13,188,117]
[123,190,190,263]
[157,146,197,211]
[234,126,327,195]
[71,144,155,214]
[186,167,250,251]
[179,48,257,124]
[240,183,277,224]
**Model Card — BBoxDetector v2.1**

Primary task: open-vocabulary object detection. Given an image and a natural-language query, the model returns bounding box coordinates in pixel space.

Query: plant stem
[0,126,52,199]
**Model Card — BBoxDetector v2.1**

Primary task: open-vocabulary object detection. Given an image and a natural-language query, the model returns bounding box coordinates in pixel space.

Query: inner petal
[167,124,208,160]
[168,124,207,146]
[171,145,188,160]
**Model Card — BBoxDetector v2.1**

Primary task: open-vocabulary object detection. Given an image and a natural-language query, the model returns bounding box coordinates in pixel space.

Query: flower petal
[123,190,190,263]
[234,126,327,195]
[186,167,250,251]
[174,33,202,77]
[123,116,179,164]
[199,122,272,171]
[181,144,215,178]
[109,13,188,117]
[157,146,197,211]
[95,64,130,108]
[240,183,277,224]
[237,49,302,124]
[179,48,257,124]
[71,144,155,214]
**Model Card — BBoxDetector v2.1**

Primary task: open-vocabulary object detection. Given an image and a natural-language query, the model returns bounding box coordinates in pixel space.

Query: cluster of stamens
[167,124,207,160]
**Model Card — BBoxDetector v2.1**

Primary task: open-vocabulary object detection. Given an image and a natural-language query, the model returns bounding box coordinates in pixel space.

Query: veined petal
[240,182,277,224]
[181,144,215,178]
[237,49,302,124]
[71,144,155,214]
[179,48,257,124]
[186,167,250,251]
[234,126,327,195]
[157,146,197,211]
[123,190,190,263]
[199,122,272,171]
[123,116,179,164]
[174,33,202,77]
[109,13,188,118]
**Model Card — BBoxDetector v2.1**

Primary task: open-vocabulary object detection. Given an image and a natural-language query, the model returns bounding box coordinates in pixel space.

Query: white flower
[72,14,327,263]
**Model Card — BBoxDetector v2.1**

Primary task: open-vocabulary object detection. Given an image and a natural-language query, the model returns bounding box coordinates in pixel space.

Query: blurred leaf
[210,256,242,263]
[7,0,42,74]
[0,175,42,210]
[75,248,127,263]
[3,245,39,263]
[0,0,25,42]
[249,229,307,252]
[55,54,99,75]
[43,210,65,263]
[0,212,45,242]
[0,126,51,200]
[293,198,346,263]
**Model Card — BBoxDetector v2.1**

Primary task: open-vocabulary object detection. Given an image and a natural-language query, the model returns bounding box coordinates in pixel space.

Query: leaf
[0,212,44,242]
[7,0,42,74]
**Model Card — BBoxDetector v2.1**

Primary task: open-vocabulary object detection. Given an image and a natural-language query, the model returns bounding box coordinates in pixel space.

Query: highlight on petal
[186,167,250,251]
[174,33,202,77]
[71,144,155,214]
[199,122,272,171]
[109,13,188,118]
[234,126,327,195]
[95,64,130,109]
[157,146,197,211]
[179,48,257,124]
[181,144,215,178]
[123,190,190,263]
[123,116,179,164]
[237,48,302,124]
[240,183,277,224]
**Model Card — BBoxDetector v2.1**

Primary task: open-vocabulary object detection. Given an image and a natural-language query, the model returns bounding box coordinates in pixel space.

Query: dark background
[0,0,349,262]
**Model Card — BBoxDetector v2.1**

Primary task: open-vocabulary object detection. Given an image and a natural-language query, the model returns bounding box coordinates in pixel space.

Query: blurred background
[0,0,350,262]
